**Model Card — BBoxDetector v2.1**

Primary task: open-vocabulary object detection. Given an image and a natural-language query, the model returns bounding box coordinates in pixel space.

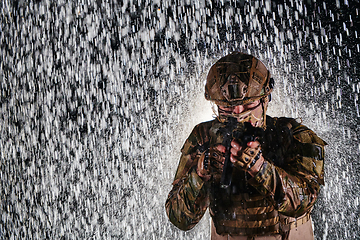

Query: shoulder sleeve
[290,119,326,185]
[165,121,212,230]
[173,121,212,183]
[248,118,326,217]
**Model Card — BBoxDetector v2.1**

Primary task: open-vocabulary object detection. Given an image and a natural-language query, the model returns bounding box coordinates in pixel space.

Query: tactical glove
[232,145,262,171]
[197,146,225,181]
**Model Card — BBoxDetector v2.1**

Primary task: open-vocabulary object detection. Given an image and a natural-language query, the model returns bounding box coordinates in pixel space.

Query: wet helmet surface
[205,52,273,107]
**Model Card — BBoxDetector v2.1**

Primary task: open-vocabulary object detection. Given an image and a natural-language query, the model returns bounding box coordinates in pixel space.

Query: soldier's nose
[233,105,245,114]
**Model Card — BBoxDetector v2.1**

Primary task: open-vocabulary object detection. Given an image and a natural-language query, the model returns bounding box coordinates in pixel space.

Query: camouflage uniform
[166,116,326,239]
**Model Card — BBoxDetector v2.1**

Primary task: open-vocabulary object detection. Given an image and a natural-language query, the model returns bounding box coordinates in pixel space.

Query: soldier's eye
[245,100,260,109]
[218,107,234,114]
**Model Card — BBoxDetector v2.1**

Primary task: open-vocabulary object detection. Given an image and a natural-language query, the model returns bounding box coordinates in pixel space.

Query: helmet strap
[260,97,269,129]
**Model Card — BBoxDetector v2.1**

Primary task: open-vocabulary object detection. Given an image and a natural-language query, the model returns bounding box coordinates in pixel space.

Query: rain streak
[0,0,359,239]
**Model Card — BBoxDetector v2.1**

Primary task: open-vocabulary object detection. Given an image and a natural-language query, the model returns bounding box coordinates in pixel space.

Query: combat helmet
[205,52,274,107]
[205,52,274,126]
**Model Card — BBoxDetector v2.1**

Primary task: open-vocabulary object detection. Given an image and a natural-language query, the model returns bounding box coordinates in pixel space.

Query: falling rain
[0,0,359,239]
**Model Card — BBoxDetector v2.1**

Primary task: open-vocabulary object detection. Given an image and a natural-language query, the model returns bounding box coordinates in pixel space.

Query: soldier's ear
[268,94,272,102]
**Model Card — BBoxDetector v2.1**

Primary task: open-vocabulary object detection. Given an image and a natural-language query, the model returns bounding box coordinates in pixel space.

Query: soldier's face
[218,100,265,126]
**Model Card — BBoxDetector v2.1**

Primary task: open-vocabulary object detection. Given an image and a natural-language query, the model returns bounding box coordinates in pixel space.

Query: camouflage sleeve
[165,122,211,231]
[248,119,326,218]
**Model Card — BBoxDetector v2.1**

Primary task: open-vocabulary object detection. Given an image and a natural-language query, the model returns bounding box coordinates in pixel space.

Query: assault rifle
[218,117,264,189]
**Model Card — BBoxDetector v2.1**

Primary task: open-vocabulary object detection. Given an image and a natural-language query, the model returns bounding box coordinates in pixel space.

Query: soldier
[165,52,326,240]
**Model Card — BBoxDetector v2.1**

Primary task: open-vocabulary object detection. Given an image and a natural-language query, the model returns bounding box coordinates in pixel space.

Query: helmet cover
[205,52,273,107]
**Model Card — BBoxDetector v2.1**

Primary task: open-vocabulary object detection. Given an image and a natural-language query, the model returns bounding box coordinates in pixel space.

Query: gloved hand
[197,145,225,181]
[215,140,264,177]
[230,139,264,176]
